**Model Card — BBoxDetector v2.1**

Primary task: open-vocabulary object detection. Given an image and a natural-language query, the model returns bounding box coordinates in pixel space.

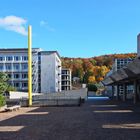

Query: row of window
[62,71,70,75]
[116,59,133,64]
[0,64,28,70]
[0,56,28,61]
[62,81,71,85]
[13,82,28,88]
[116,58,133,61]
[62,87,71,90]
[62,75,70,78]
[8,73,28,79]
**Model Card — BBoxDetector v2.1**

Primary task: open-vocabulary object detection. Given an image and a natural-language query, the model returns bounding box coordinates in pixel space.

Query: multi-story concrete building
[113,58,134,72]
[61,68,72,90]
[0,48,61,93]
[40,51,61,93]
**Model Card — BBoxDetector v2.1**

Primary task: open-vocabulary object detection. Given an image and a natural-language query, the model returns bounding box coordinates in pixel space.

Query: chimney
[137,34,140,57]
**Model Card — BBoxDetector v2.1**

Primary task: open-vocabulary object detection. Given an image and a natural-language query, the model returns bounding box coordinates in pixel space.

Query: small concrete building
[61,68,72,90]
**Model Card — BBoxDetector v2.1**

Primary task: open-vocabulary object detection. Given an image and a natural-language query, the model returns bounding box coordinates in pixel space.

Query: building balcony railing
[62,79,70,81]
[0,60,28,63]
[9,78,28,81]
[21,87,28,90]
[62,84,71,86]
[1,69,28,72]
[61,73,70,75]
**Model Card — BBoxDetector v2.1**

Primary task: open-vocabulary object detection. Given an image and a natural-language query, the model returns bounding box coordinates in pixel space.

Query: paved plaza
[0,99,140,140]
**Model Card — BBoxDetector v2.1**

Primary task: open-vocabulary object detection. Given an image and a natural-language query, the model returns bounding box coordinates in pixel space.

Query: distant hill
[61,53,137,84]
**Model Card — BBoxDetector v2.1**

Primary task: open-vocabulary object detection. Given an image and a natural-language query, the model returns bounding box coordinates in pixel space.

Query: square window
[14,82,20,87]
[22,64,28,70]
[22,74,28,79]
[22,56,28,61]
[6,56,13,61]
[13,64,20,70]
[0,64,3,70]
[14,74,20,79]
[14,56,20,61]
[22,82,28,87]
[5,64,12,70]
[0,56,4,61]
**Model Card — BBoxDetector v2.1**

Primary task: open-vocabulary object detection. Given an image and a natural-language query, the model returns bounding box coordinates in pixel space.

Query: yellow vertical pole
[28,25,32,106]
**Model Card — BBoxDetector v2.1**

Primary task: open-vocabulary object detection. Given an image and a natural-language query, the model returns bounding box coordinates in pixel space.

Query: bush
[0,94,6,107]
[87,84,98,92]
[6,85,16,92]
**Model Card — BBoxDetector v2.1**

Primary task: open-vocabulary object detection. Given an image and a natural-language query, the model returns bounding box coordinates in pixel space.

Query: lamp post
[28,25,32,106]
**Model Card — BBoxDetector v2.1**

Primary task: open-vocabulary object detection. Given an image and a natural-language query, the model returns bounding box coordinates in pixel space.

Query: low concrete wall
[10,88,87,107]
[34,99,81,107]
[21,98,81,107]
[38,88,87,100]
[9,88,87,99]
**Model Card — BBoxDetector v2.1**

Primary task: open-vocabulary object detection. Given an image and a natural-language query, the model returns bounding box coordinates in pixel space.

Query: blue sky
[0,0,140,57]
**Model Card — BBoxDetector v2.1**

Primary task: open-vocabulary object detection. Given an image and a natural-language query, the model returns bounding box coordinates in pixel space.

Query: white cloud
[40,20,55,32]
[0,15,28,36]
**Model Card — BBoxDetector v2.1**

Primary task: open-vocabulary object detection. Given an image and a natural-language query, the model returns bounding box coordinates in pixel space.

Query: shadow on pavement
[0,99,140,140]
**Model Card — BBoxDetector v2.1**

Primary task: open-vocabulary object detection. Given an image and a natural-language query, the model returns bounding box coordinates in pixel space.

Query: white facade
[61,68,72,90]
[40,51,61,93]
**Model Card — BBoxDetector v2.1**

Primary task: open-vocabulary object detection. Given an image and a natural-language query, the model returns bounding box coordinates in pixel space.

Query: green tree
[0,94,6,107]
[0,72,16,107]
[90,59,97,65]
[7,85,16,92]
[0,72,9,94]
[0,72,9,107]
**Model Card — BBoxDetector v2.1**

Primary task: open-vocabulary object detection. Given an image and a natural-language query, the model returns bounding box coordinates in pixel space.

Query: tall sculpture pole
[28,25,32,106]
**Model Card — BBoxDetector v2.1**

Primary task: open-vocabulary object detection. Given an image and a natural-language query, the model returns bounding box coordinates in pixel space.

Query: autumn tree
[88,76,96,83]
[61,53,136,84]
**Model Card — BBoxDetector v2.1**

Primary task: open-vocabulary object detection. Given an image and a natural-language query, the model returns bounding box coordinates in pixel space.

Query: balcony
[61,72,70,75]
[62,78,70,81]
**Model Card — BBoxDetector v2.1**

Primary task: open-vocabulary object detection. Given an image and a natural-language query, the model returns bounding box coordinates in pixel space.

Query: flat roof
[0,48,41,53]
[40,51,61,59]
[0,48,61,58]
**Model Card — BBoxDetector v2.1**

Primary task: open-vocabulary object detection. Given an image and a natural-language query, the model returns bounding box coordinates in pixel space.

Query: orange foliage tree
[61,53,136,84]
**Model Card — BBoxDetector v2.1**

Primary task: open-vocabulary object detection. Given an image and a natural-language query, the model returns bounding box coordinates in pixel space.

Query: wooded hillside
[61,53,136,84]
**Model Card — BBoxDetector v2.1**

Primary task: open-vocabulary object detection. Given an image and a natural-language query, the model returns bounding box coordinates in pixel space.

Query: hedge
[87,84,98,92]
[0,94,6,107]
